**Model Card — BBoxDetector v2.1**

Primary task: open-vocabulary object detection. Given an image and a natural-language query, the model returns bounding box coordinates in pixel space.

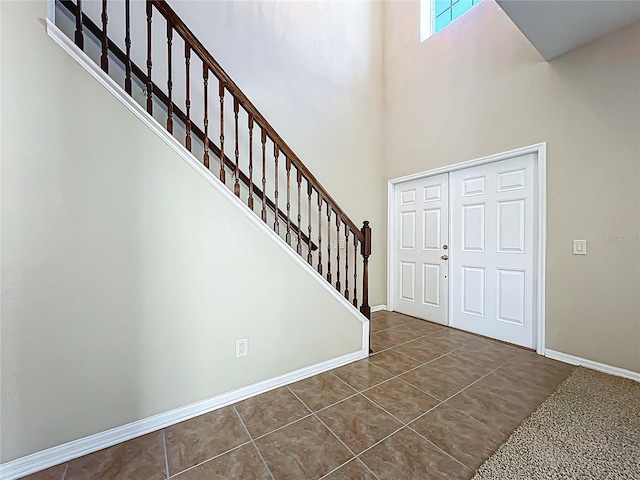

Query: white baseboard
[371,305,388,313]
[0,349,367,480]
[545,349,640,382]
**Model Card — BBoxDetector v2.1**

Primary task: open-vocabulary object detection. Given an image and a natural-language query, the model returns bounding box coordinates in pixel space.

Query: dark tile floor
[23,311,576,480]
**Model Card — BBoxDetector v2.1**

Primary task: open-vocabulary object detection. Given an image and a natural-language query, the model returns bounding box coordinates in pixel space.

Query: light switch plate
[572,240,587,255]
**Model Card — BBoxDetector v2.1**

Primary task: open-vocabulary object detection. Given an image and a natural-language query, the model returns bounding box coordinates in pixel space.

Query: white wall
[384,0,640,372]
[0,0,365,462]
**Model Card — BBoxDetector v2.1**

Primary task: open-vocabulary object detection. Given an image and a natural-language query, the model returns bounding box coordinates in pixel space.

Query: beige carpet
[473,367,640,479]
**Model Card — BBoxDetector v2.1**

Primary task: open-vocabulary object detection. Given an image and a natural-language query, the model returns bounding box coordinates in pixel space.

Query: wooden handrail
[150,0,364,242]
[58,0,371,321]
[59,0,317,251]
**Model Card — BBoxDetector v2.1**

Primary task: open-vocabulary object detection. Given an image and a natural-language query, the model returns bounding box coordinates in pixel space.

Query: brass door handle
[441,255,449,261]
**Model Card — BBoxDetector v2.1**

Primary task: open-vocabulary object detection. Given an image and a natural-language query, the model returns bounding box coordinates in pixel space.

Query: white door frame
[387,143,547,355]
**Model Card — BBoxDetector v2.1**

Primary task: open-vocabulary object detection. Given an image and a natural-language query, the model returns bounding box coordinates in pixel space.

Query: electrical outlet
[235,338,248,358]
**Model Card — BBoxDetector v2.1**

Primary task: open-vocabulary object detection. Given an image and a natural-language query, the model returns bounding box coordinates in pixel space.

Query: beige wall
[384,0,640,372]
[0,0,365,462]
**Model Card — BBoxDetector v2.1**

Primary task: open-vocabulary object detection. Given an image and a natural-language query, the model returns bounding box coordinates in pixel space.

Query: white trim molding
[546,350,640,382]
[387,143,547,354]
[371,305,388,313]
[0,349,366,480]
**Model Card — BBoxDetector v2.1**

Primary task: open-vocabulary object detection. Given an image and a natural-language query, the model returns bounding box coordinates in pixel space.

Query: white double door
[393,154,535,348]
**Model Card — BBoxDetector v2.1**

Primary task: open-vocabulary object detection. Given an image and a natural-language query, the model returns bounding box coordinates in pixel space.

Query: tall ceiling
[496,0,640,60]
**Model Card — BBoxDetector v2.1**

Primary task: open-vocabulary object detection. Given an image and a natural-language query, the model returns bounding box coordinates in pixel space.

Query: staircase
[55,0,371,319]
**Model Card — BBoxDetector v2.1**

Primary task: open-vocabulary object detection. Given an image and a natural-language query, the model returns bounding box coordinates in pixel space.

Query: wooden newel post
[360,221,371,320]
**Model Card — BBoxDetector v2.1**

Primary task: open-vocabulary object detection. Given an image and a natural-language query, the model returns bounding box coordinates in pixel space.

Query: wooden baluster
[218,80,226,183]
[184,44,191,151]
[307,182,313,264]
[166,23,173,133]
[296,170,302,255]
[353,232,358,307]
[273,145,280,234]
[233,98,240,196]
[202,64,209,168]
[344,224,349,300]
[74,0,84,49]
[317,193,323,275]
[360,221,371,320]
[326,205,332,284]
[124,0,132,94]
[146,0,152,114]
[335,214,341,293]
[101,0,109,73]
[248,115,254,210]
[285,159,292,245]
[261,129,267,222]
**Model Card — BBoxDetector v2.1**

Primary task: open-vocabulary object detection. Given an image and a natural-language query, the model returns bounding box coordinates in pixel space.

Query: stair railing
[58,0,371,319]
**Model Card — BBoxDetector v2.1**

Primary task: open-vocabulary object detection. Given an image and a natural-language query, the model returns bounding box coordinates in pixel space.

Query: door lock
[441,255,449,261]
[443,244,448,250]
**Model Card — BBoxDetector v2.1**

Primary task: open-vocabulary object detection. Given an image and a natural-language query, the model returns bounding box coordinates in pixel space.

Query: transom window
[436,0,482,32]
[421,0,483,41]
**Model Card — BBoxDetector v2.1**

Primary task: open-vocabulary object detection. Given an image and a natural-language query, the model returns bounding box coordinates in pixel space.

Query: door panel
[497,199,525,252]
[400,262,416,301]
[497,269,526,325]
[450,154,535,347]
[400,211,416,249]
[423,209,441,250]
[463,204,485,251]
[423,263,441,306]
[462,266,485,316]
[394,173,449,325]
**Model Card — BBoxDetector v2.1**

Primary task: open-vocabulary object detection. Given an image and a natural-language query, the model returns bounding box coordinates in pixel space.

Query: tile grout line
[283,326,522,475]
[345,417,470,474]
[232,406,276,480]
[343,344,517,472]
[370,319,440,336]
[288,383,446,480]
[374,342,471,374]
[360,342,478,396]
[286,388,383,480]
[405,425,472,472]
[167,439,254,478]
[360,388,440,427]
[370,323,483,356]
[403,358,514,429]
[470,362,575,413]
[354,424,407,461]
[286,388,358,454]
[289,389,357,477]
[286,386,357,459]
[161,430,170,480]
[327,371,360,393]
[370,332,432,355]
[165,342,562,480]
[351,458,381,480]
[353,386,471,471]
[250,411,315,442]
